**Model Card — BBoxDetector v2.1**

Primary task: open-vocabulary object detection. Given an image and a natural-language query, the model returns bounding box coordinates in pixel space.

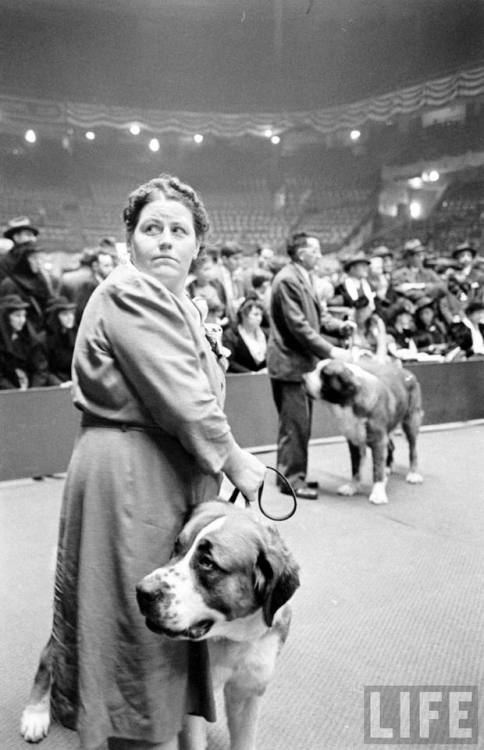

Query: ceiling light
[264,128,273,138]
[149,138,160,152]
[270,135,280,145]
[350,129,361,141]
[85,131,96,141]
[24,129,36,144]
[193,134,204,144]
[129,123,141,136]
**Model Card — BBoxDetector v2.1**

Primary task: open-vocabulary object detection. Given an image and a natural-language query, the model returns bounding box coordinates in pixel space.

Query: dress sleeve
[103,278,236,474]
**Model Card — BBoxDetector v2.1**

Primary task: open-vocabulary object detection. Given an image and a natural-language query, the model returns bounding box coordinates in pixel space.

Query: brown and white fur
[304,359,423,504]
[21,501,299,750]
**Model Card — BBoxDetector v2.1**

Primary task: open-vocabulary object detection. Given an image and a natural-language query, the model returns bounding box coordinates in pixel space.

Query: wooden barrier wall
[1,361,484,482]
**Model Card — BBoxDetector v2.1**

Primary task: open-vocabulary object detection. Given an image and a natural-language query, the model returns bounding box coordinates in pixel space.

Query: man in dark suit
[267,232,353,500]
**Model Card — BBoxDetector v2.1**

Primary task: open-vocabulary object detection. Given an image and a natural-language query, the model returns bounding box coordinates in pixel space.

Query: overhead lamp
[409,200,422,219]
[264,128,273,138]
[408,177,423,189]
[149,138,160,152]
[129,123,141,136]
[350,129,361,141]
[24,129,36,144]
[85,131,96,141]
[422,169,439,183]
[270,135,281,145]
[193,134,204,144]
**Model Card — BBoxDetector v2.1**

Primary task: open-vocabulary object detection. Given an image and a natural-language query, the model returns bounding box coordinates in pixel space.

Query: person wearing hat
[0,294,58,389]
[3,216,40,247]
[0,216,55,332]
[413,296,448,355]
[45,296,78,383]
[449,300,484,359]
[386,302,421,362]
[392,239,444,303]
[445,242,484,307]
[334,253,376,311]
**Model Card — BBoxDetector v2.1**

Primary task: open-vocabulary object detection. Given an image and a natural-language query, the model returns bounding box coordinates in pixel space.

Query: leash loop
[227,466,297,522]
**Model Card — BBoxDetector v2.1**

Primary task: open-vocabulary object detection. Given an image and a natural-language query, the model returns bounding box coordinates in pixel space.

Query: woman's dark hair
[237,297,264,324]
[122,174,210,247]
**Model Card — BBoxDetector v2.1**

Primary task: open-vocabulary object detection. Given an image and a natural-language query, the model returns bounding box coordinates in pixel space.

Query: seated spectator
[413,296,449,355]
[45,296,78,383]
[59,246,115,323]
[369,247,399,323]
[0,294,58,389]
[387,302,446,362]
[186,252,227,326]
[449,301,484,359]
[334,254,376,311]
[223,298,268,373]
[0,217,55,332]
[392,239,445,303]
[444,242,484,307]
[248,271,272,332]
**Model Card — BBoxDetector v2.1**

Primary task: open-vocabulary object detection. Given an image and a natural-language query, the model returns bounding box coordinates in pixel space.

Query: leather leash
[227,466,297,522]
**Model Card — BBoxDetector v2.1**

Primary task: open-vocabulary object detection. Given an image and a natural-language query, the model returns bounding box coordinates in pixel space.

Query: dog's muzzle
[136,580,214,640]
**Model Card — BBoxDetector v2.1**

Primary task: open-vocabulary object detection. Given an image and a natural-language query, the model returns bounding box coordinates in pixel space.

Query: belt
[81,413,162,434]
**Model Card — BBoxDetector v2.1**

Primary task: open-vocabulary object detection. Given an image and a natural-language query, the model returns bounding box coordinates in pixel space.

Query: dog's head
[304,359,361,406]
[136,500,300,641]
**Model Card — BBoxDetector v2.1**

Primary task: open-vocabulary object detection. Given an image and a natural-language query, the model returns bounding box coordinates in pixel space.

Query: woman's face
[8,309,27,332]
[58,310,75,329]
[129,196,200,295]
[243,306,263,328]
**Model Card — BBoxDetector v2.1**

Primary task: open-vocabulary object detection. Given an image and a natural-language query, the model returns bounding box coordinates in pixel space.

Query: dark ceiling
[0,0,483,113]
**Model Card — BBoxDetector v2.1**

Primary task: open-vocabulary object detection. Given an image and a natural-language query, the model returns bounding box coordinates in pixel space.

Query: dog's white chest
[331,405,366,444]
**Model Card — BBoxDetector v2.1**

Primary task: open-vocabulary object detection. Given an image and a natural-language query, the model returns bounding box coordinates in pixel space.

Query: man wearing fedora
[392,238,444,303]
[445,242,483,305]
[0,216,55,332]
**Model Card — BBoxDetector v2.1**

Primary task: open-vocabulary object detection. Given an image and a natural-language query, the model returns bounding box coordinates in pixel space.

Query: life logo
[364,686,478,744]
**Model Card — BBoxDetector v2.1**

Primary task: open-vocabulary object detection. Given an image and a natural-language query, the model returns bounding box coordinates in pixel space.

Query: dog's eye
[198,554,217,571]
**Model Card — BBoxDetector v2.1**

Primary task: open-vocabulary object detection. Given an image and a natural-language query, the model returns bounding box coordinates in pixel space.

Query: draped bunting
[1,65,484,139]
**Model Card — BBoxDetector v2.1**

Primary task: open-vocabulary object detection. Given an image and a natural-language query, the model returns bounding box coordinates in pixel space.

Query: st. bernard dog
[304,359,423,504]
[20,501,299,750]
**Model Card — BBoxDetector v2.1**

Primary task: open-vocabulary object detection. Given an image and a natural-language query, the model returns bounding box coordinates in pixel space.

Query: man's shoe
[306,480,319,489]
[280,484,318,500]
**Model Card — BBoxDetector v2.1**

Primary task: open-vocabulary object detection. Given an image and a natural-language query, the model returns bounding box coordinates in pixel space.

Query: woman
[45,296,78,382]
[0,293,56,389]
[413,296,448,354]
[223,297,268,373]
[48,175,266,750]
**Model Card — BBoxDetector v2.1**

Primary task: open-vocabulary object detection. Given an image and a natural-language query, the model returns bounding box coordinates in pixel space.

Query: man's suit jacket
[267,261,343,382]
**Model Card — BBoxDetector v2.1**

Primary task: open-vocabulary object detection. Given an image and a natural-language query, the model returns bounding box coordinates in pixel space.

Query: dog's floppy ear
[254,527,300,627]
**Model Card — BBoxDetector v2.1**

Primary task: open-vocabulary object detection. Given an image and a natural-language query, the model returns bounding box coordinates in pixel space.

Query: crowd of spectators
[0,212,483,391]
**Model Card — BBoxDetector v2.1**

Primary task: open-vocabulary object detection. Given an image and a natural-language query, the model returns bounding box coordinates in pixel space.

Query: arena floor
[1,423,484,750]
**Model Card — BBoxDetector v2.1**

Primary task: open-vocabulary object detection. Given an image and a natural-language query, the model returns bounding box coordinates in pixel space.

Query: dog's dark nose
[136,581,163,614]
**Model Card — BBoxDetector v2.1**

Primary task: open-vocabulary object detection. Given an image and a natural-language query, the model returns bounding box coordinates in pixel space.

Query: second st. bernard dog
[136,499,300,750]
[304,359,423,504]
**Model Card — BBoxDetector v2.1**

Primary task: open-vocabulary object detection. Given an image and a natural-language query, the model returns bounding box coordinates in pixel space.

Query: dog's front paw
[20,704,50,743]
[369,482,388,505]
[337,482,361,496]
[406,471,423,484]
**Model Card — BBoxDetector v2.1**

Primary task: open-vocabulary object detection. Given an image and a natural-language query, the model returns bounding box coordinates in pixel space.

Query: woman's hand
[223,444,266,504]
